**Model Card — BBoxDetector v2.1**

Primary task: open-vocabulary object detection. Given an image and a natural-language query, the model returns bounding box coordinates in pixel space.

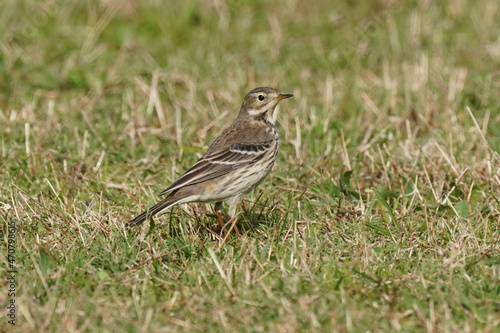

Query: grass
[1,0,499,332]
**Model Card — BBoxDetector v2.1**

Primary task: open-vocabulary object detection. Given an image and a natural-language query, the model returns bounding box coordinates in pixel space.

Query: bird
[127,87,293,231]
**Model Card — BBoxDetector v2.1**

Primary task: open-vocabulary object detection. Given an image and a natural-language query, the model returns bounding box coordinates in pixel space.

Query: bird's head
[239,87,293,122]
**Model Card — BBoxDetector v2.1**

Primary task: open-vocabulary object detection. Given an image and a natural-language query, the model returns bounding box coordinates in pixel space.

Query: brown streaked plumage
[127,87,293,227]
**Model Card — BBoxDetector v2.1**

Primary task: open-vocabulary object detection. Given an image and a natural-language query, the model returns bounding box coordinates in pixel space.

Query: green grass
[1,0,499,332]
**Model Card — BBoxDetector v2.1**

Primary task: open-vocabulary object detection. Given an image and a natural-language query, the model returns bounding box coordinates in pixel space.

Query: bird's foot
[214,210,240,241]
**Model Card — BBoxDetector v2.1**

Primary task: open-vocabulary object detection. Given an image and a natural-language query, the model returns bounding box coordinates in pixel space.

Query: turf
[1,0,499,332]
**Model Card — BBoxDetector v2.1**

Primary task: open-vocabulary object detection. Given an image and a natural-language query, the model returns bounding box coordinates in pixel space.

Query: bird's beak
[274,93,293,101]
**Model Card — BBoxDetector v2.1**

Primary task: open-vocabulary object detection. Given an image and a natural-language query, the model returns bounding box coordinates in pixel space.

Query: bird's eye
[258,94,265,101]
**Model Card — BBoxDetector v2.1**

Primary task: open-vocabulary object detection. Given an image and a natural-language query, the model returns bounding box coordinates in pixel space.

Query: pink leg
[227,216,241,237]
[214,202,227,238]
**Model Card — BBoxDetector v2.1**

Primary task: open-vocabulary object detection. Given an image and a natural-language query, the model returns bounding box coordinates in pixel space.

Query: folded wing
[158,141,272,196]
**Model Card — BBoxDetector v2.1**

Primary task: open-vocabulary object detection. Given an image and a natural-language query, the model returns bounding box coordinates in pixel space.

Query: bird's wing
[158,141,272,196]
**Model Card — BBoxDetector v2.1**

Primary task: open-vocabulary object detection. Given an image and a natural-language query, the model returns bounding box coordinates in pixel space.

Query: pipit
[127,87,293,231]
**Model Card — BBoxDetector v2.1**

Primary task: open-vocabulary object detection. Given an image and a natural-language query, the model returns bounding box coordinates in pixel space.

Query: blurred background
[2,0,498,201]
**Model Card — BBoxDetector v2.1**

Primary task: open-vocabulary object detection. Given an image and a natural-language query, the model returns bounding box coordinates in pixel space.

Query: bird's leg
[214,202,227,238]
[225,196,242,238]
[214,202,241,240]
[221,216,240,243]
[226,216,241,237]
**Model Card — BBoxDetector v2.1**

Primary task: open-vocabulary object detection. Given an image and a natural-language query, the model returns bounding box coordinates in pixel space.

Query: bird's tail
[127,196,180,227]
